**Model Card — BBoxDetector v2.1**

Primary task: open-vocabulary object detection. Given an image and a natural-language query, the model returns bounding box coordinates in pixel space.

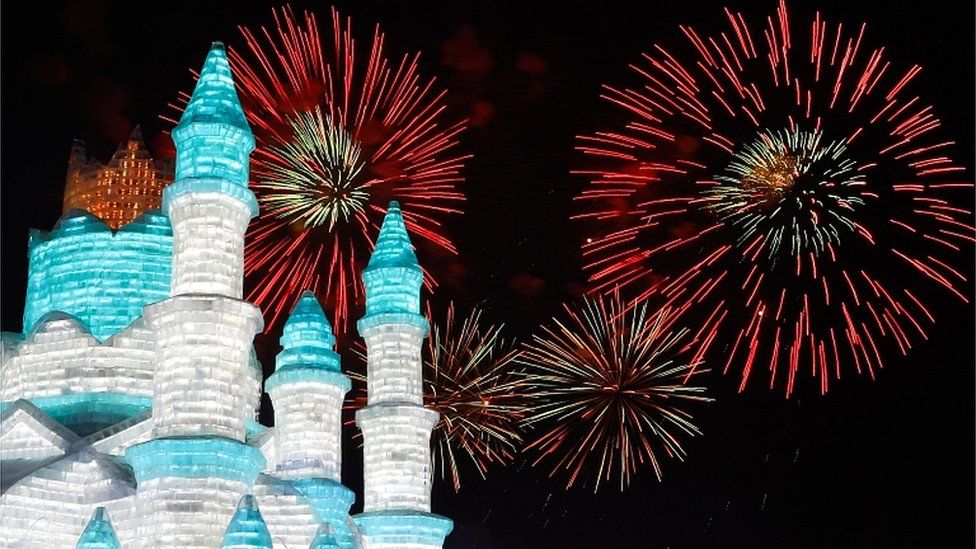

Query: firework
[348,304,526,491]
[518,294,710,491]
[575,1,973,396]
[167,6,468,331]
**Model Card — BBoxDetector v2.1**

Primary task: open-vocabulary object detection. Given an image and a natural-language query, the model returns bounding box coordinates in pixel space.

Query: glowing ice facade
[23,210,173,342]
[1,43,452,549]
[354,202,453,548]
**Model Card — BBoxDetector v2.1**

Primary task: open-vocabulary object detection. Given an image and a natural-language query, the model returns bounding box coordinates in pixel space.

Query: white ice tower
[125,42,266,547]
[353,202,453,548]
[264,291,357,547]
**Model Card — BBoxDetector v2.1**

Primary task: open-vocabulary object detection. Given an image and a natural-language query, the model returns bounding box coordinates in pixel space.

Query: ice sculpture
[220,495,272,548]
[0,450,136,546]
[264,291,357,547]
[76,507,121,549]
[309,524,340,548]
[23,210,172,341]
[354,201,453,547]
[127,41,265,548]
[266,291,350,480]
[0,42,455,549]
[1,315,155,434]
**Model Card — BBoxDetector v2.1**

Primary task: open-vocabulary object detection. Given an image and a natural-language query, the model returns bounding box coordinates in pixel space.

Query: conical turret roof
[365,201,419,272]
[276,290,341,371]
[176,42,250,134]
[220,495,273,549]
[309,523,340,548]
[281,291,336,349]
[76,507,120,549]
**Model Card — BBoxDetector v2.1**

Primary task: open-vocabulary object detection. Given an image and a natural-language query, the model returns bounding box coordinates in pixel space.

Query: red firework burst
[167,6,468,332]
[574,1,973,396]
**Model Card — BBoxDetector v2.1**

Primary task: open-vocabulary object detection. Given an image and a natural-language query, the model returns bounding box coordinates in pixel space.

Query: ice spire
[175,42,250,135]
[76,507,120,549]
[221,495,273,549]
[360,201,425,325]
[171,41,254,188]
[276,290,341,371]
[129,43,265,548]
[309,524,340,548]
[365,201,419,271]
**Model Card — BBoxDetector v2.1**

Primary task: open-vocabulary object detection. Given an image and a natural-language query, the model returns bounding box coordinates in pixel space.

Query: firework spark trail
[166,6,469,332]
[574,1,974,397]
[518,294,711,491]
[347,303,526,492]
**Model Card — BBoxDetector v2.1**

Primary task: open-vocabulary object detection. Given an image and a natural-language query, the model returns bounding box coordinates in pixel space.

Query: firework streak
[519,295,711,491]
[347,304,525,491]
[575,1,974,396]
[168,7,468,332]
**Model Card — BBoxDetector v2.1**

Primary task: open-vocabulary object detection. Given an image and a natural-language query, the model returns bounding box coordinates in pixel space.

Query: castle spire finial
[175,40,251,137]
[220,495,272,549]
[76,507,120,549]
[365,201,419,271]
[275,290,341,372]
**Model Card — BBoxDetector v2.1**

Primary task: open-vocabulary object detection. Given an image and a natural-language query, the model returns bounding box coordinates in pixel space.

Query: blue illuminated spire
[366,201,419,271]
[76,507,120,549]
[276,290,341,372]
[172,41,254,187]
[360,201,425,322]
[309,524,341,548]
[220,495,273,549]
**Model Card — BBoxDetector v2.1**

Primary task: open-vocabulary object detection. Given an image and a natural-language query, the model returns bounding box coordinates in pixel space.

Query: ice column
[127,42,265,548]
[353,201,453,548]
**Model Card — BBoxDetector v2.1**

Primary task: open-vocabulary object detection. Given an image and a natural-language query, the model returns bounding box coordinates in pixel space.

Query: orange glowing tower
[63,126,174,229]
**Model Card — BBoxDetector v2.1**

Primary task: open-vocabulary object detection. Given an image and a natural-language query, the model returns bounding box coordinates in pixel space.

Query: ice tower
[264,292,357,547]
[125,42,265,547]
[353,202,453,548]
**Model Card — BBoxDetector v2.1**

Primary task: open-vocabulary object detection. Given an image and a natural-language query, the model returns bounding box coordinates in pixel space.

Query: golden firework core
[741,153,798,197]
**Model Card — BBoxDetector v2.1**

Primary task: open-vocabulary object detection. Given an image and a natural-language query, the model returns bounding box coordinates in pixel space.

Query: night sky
[2,1,974,547]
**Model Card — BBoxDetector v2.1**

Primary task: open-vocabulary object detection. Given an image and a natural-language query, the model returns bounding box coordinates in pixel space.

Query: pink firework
[575,1,973,396]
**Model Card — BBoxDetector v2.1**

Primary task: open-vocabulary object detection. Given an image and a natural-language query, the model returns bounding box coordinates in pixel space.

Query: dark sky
[2,1,974,547]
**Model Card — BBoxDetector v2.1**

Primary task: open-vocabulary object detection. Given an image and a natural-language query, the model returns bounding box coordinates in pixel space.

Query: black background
[2,1,973,547]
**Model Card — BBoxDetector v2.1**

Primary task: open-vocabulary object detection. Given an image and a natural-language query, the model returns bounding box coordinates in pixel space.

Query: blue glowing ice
[221,495,273,549]
[126,437,266,484]
[358,201,428,334]
[266,291,350,393]
[23,210,172,340]
[354,511,453,547]
[76,507,120,549]
[276,291,341,372]
[309,523,340,548]
[292,478,357,549]
[172,41,254,188]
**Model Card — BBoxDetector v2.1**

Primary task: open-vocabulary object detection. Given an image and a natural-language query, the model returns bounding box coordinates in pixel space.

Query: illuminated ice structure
[0,43,451,548]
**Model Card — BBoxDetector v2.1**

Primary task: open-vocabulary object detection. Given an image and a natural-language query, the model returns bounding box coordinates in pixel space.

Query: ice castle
[0,43,453,548]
